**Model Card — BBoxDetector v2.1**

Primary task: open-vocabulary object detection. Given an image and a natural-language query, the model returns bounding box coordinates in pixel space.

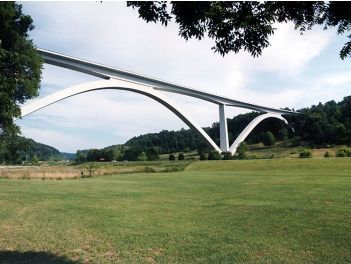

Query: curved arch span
[20,79,221,152]
[229,113,288,154]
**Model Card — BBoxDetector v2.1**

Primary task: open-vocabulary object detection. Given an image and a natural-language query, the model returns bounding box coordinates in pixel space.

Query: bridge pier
[219,104,229,152]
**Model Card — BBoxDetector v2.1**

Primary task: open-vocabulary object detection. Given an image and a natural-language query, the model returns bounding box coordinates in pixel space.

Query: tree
[128,2,351,59]
[123,146,142,161]
[0,2,42,135]
[262,131,276,146]
[75,150,86,163]
[237,142,248,160]
[138,151,147,161]
[178,153,185,160]
[145,147,159,161]
[31,154,39,165]
[169,153,175,161]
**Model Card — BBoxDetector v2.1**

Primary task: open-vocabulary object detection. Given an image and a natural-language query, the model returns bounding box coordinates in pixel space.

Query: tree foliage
[128,1,351,59]
[262,131,276,146]
[207,150,221,160]
[0,2,42,135]
[178,152,185,160]
[0,135,66,164]
[169,153,175,161]
[236,142,248,160]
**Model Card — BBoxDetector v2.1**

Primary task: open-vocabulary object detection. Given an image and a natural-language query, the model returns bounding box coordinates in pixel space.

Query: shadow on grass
[0,250,80,264]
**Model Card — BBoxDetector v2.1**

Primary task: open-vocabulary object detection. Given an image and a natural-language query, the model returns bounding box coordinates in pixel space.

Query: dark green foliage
[299,149,312,158]
[75,151,86,163]
[128,2,351,59]
[262,131,276,146]
[0,135,65,164]
[138,152,147,161]
[122,146,142,161]
[126,128,205,154]
[237,142,248,160]
[199,152,207,160]
[178,153,185,160]
[335,148,351,157]
[221,152,233,160]
[86,148,115,162]
[169,153,175,161]
[207,150,221,160]
[145,147,159,161]
[286,97,351,147]
[0,2,42,135]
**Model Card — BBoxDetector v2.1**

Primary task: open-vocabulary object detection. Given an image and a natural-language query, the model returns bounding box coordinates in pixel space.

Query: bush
[262,131,276,146]
[169,153,176,161]
[178,153,185,160]
[208,150,221,160]
[299,149,312,158]
[335,148,351,157]
[324,151,332,158]
[221,152,232,160]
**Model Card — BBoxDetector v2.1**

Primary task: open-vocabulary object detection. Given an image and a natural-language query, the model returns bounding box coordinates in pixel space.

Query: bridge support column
[219,104,229,152]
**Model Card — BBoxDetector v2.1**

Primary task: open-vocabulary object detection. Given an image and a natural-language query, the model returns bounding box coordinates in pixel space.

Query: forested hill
[0,136,74,164]
[125,96,351,153]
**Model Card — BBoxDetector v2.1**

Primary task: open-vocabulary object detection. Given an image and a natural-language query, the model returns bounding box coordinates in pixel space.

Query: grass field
[0,161,191,180]
[0,159,350,263]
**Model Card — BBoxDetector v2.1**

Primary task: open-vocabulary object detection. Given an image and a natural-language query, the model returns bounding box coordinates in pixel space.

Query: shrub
[178,153,185,160]
[237,142,248,160]
[262,131,276,146]
[169,153,176,161]
[221,152,232,160]
[299,149,312,158]
[208,150,221,160]
[335,148,351,157]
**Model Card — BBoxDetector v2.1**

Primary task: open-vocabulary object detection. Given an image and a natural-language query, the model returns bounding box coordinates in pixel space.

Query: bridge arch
[20,78,222,152]
[229,113,288,154]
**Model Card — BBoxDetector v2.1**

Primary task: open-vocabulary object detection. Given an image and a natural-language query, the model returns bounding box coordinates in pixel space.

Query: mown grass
[0,159,350,263]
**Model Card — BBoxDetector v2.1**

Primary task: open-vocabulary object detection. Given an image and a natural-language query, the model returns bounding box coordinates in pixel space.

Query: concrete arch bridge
[20,49,297,154]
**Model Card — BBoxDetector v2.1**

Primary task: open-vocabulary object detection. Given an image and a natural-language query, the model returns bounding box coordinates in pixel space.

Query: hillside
[0,136,74,164]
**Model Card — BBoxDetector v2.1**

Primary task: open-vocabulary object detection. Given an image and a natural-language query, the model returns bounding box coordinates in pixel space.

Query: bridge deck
[38,48,296,115]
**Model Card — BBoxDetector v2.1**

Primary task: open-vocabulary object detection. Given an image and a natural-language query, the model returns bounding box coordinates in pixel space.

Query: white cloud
[255,23,332,77]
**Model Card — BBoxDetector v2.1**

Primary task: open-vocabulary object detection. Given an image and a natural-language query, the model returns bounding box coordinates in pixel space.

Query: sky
[16,2,351,153]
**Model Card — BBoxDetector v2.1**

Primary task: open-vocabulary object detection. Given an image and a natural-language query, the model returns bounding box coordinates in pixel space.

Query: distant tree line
[0,136,70,164]
[74,145,160,163]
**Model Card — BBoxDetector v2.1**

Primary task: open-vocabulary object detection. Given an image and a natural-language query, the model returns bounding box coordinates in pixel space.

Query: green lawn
[0,159,350,263]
